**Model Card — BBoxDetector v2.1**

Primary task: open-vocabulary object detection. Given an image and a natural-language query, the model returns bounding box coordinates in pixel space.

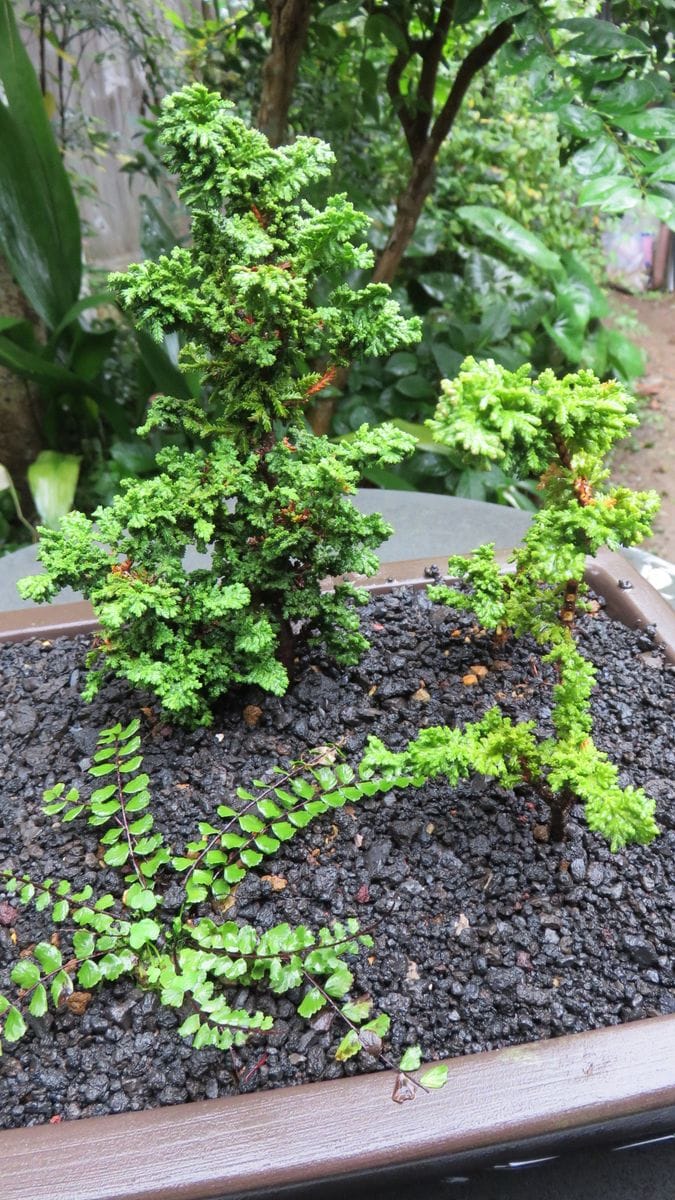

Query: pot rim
[1,548,674,1200]
[2,548,674,659]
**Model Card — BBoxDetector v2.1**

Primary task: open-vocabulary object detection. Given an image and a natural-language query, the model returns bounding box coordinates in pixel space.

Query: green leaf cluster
[18,85,419,724]
[1,722,400,1061]
[362,358,660,849]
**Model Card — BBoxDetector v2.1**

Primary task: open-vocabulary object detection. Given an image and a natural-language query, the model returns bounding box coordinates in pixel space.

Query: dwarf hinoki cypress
[19,85,419,725]
[362,359,660,850]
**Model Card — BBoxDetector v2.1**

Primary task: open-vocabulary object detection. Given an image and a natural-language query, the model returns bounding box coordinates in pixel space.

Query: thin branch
[409,0,455,150]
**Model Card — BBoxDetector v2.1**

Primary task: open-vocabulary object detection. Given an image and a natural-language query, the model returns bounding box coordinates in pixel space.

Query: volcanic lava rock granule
[0,587,673,1128]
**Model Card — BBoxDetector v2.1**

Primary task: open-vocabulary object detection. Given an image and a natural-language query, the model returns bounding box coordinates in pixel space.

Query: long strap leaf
[0,0,81,328]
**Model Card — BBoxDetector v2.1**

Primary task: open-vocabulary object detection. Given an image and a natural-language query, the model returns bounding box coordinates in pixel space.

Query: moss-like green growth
[19,85,420,724]
[362,358,661,850]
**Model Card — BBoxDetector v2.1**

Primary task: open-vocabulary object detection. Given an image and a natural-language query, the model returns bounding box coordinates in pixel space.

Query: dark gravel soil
[1,587,674,1130]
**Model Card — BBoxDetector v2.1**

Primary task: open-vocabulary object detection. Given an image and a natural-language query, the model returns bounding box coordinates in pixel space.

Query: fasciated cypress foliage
[19,85,420,724]
[362,359,661,850]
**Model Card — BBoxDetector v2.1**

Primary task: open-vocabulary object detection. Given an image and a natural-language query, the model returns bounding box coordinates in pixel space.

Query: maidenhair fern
[0,720,410,1062]
[18,85,420,725]
[363,359,661,850]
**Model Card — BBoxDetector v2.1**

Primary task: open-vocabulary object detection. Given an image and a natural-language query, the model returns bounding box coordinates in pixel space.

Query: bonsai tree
[18,84,419,725]
[362,358,661,850]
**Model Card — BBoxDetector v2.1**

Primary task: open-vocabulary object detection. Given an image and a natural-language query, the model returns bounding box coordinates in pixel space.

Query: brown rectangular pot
[1,548,674,1200]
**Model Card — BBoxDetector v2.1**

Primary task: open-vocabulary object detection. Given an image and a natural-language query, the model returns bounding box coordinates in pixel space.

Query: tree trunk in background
[257,0,312,147]
[372,168,436,286]
[0,256,44,510]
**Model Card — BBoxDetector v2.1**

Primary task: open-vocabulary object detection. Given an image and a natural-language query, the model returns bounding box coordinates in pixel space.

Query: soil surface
[0,590,674,1130]
[610,292,675,562]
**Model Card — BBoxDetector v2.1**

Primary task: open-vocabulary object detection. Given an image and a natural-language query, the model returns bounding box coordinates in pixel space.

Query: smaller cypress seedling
[362,359,660,850]
[18,85,419,725]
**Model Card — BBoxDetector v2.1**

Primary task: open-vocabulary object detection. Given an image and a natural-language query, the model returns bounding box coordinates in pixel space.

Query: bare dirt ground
[610,292,675,564]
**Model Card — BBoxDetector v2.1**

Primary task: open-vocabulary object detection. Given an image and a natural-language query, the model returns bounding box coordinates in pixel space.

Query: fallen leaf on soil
[426,822,435,834]
[310,1010,335,1032]
[359,1030,382,1057]
[261,874,287,891]
[243,704,263,728]
[392,1073,417,1104]
[368,685,378,696]
[462,673,478,686]
[313,745,338,765]
[355,883,370,904]
[533,823,549,842]
[453,913,470,935]
[412,686,431,702]
[371,622,385,632]
[469,664,488,679]
[492,660,510,670]
[65,992,92,1016]
[405,960,420,982]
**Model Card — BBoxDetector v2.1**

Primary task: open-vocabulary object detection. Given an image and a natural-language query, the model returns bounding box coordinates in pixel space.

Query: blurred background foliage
[0,0,673,548]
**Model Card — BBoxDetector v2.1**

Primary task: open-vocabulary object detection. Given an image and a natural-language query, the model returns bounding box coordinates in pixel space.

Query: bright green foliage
[18,84,419,724]
[362,358,660,850]
[0,723,408,1059]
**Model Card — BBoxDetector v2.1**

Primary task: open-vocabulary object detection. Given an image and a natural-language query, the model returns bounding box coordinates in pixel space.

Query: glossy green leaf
[615,109,675,141]
[577,177,641,212]
[52,900,69,922]
[3,1006,27,1043]
[104,843,130,867]
[29,984,48,1018]
[335,1029,362,1061]
[0,0,81,327]
[594,75,669,117]
[557,104,604,138]
[420,1063,449,1089]
[458,206,562,275]
[48,291,115,347]
[0,334,93,391]
[297,988,325,1018]
[364,12,408,52]
[78,959,102,988]
[487,0,529,19]
[27,451,81,530]
[560,18,649,56]
[317,2,361,24]
[385,352,419,377]
[606,330,646,382]
[569,138,624,179]
[129,918,160,949]
[33,942,62,972]
[399,1045,423,1072]
[645,194,675,227]
[10,960,40,989]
